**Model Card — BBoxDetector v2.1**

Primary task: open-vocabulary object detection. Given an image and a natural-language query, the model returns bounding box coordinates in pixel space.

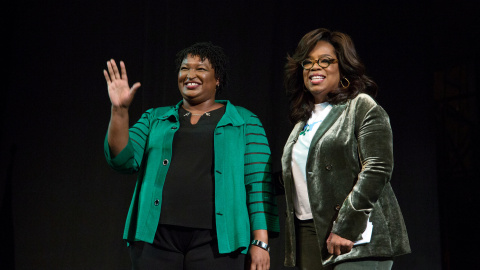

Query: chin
[308,88,326,95]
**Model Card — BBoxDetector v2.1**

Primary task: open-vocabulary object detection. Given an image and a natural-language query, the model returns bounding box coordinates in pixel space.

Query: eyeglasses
[301,58,338,70]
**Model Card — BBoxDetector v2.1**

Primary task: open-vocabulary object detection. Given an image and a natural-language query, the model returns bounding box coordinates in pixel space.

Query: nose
[186,69,196,79]
[311,61,323,70]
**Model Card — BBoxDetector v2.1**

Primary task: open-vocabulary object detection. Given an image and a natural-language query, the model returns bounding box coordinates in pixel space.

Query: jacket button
[163,159,169,165]
[334,204,340,211]
[326,164,333,170]
[154,199,160,206]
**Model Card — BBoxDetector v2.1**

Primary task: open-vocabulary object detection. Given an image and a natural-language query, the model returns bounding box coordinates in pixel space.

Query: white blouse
[291,102,332,220]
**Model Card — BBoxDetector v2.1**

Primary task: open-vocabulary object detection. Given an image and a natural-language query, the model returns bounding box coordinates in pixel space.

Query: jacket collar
[307,102,347,155]
[156,100,244,127]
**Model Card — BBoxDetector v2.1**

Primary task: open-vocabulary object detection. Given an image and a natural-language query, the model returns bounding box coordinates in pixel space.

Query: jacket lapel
[307,103,347,156]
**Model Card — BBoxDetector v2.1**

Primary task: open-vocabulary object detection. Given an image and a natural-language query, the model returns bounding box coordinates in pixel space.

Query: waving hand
[104,59,141,108]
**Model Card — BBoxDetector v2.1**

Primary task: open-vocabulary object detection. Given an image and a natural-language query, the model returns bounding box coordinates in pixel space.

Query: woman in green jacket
[281,28,410,269]
[103,42,279,270]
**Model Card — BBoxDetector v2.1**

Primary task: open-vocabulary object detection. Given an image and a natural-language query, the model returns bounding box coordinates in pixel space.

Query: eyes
[180,66,208,71]
[301,58,338,70]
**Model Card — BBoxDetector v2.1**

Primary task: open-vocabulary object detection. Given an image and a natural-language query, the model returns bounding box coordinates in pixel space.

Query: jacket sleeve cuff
[104,133,135,169]
[331,195,370,241]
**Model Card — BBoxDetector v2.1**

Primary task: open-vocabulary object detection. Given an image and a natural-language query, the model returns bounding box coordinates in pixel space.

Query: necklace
[182,106,213,117]
[183,111,211,117]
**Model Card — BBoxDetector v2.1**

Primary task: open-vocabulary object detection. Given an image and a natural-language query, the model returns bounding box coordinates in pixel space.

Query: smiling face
[302,41,341,103]
[178,54,219,105]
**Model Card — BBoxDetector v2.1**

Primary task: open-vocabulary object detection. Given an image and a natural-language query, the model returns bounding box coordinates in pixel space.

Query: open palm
[104,59,141,108]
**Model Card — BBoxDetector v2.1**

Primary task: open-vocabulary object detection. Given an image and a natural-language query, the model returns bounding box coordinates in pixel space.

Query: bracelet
[250,240,270,253]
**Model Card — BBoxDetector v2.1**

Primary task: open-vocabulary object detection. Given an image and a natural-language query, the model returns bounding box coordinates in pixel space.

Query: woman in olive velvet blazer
[281,28,410,270]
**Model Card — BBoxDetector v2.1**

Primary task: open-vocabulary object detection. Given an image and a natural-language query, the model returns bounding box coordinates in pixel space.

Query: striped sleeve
[244,114,280,232]
[104,109,153,174]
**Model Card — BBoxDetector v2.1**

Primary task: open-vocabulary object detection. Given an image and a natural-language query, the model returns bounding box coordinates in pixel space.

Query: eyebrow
[181,62,210,67]
[307,54,333,59]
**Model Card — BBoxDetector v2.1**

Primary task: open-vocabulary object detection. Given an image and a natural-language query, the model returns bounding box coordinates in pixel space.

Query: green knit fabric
[104,100,279,254]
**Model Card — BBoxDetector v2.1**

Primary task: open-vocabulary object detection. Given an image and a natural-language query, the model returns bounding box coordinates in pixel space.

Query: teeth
[311,76,325,80]
[187,83,199,86]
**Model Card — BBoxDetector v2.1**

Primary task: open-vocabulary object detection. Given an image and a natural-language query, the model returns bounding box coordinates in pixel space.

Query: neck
[182,99,221,113]
[313,95,328,104]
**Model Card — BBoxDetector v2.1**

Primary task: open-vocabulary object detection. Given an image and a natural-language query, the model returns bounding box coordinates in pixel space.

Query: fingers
[327,243,333,255]
[106,59,123,81]
[120,61,128,81]
[249,262,269,270]
[107,60,115,81]
[341,244,353,254]
[326,233,333,254]
[130,82,141,96]
[327,233,353,255]
[111,59,121,80]
[335,242,341,256]
[103,69,111,85]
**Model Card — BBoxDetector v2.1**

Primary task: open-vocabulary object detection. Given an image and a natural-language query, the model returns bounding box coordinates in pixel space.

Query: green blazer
[105,100,279,254]
[281,94,410,266]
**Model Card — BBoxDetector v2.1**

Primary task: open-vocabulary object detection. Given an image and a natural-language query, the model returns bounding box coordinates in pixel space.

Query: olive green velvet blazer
[281,93,411,267]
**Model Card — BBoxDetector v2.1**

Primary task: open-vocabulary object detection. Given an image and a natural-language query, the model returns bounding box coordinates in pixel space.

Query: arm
[104,59,141,157]
[248,229,270,270]
[243,114,279,269]
[329,104,394,254]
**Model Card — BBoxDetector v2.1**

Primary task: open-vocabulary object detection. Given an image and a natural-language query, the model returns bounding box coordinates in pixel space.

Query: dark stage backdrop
[3,0,478,269]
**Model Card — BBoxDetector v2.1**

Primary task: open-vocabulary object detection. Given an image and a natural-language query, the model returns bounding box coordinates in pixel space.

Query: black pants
[129,225,246,270]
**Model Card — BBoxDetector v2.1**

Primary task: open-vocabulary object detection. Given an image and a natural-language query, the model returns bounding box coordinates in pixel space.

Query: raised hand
[104,59,141,108]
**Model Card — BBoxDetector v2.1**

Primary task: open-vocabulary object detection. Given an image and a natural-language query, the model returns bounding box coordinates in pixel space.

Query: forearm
[107,105,130,157]
[252,229,268,243]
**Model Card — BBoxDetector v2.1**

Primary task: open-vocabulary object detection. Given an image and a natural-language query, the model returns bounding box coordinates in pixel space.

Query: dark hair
[175,42,229,94]
[284,28,378,123]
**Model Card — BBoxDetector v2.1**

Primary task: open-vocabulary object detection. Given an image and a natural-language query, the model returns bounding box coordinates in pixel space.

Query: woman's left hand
[248,245,270,270]
[326,232,354,255]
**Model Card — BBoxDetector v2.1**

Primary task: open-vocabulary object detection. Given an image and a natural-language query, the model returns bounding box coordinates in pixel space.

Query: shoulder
[350,93,378,109]
[225,102,262,124]
[142,105,178,118]
[151,105,175,114]
[348,94,390,126]
[231,105,258,118]
[349,93,389,114]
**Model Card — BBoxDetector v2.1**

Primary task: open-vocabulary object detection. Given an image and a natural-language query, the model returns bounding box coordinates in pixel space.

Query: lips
[309,74,326,84]
[185,80,201,90]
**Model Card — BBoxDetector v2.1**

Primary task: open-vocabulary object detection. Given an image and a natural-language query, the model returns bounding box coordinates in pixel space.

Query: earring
[340,77,350,88]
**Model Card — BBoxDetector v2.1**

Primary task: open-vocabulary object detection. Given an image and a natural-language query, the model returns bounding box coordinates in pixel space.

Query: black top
[159,105,226,229]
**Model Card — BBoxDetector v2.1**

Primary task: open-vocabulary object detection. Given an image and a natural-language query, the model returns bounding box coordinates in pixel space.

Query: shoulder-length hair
[284,28,378,123]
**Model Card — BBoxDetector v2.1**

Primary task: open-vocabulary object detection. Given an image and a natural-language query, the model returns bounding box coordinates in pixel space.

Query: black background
[3,0,479,269]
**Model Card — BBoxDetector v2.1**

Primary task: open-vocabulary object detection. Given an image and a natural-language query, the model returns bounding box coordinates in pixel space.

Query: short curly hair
[284,28,378,123]
[175,42,229,94]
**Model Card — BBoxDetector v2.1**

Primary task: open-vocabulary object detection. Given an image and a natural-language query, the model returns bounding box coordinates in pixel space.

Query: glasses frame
[301,58,338,70]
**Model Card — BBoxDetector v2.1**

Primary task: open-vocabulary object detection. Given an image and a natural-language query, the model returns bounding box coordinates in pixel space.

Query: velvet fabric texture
[281,94,411,267]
